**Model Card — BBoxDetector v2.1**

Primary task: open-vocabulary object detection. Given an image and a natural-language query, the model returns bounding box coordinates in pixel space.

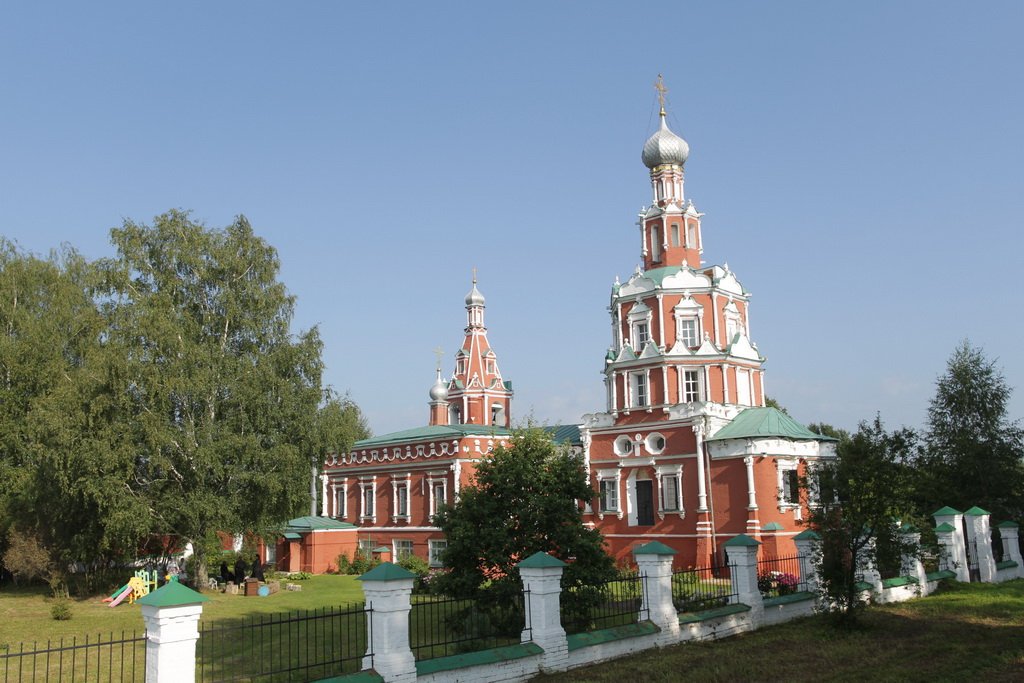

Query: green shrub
[398,554,429,577]
[3,528,52,585]
[50,600,72,621]
[336,552,352,575]
[350,550,379,575]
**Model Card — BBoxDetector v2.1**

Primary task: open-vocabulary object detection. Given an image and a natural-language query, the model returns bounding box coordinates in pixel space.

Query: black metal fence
[196,603,370,682]
[672,563,737,613]
[560,574,648,635]
[0,631,146,682]
[756,554,807,598]
[409,592,527,661]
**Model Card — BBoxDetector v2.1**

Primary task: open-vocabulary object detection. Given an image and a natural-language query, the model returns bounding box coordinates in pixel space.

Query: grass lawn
[535,579,1024,682]
[0,574,366,646]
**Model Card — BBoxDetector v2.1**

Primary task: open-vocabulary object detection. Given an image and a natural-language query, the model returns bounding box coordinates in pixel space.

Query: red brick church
[303,89,835,573]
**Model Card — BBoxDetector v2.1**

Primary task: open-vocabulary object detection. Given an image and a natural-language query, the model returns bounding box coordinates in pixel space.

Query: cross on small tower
[654,74,668,115]
[433,346,444,372]
[471,266,477,285]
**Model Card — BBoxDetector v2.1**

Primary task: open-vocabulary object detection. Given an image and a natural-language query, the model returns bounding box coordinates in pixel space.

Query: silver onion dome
[429,369,448,401]
[465,282,485,307]
[642,114,689,169]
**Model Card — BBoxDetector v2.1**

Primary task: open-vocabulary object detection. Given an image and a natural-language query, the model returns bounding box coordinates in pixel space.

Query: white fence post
[933,507,969,582]
[997,521,1024,579]
[899,524,927,587]
[793,529,821,598]
[518,552,569,673]
[138,582,208,683]
[358,563,417,683]
[633,541,679,645]
[723,534,763,627]
[965,506,996,582]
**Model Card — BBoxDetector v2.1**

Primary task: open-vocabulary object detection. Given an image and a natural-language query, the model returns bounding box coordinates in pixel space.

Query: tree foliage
[807,416,919,626]
[0,213,368,588]
[915,341,1024,521]
[432,427,615,607]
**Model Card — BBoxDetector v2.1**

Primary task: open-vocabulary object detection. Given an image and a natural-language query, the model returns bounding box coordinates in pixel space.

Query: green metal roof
[964,506,990,516]
[358,562,416,582]
[723,533,760,547]
[543,424,582,446]
[933,506,962,516]
[633,541,677,556]
[283,516,358,534]
[707,407,837,442]
[137,581,209,607]
[934,522,957,532]
[761,522,784,531]
[353,424,511,449]
[997,521,1020,529]
[518,552,567,569]
[282,532,301,540]
[793,529,821,541]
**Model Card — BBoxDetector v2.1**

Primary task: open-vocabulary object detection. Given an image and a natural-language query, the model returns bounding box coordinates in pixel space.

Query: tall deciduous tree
[807,416,918,627]
[917,341,1024,521]
[432,427,614,607]
[96,211,323,584]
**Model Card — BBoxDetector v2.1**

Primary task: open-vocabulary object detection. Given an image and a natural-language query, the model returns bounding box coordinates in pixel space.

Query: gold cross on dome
[433,346,444,371]
[654,74,668,114]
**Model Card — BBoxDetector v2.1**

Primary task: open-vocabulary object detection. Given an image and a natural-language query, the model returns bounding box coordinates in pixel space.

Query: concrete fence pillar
[858,536,883,596]
[997,522,1024,579]
[137,582,209,683]
[517,552,569,673]
[358,563,417,683]
[633,541,679,645]
[965,506,996,582]
[723,534,763,626]
[793,529,821,597]
[933,507,969,582]
[899,525,927,587]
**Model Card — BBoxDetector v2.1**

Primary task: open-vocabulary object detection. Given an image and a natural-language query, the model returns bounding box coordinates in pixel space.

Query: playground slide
[108,585,132,607]
[102,583,130,603]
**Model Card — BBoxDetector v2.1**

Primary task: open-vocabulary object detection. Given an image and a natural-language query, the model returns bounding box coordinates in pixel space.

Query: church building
[317,84,834,571]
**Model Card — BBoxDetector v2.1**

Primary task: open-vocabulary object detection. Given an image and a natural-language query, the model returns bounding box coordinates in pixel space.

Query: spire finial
[654,74,668,117]
[472,266,477,285]
[433,346,444,372]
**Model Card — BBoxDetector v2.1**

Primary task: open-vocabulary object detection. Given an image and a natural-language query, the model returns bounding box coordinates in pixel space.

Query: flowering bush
[758,570,799,597]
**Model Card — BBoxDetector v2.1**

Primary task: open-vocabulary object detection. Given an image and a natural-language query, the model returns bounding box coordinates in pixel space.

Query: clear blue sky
[2,2,1022,437]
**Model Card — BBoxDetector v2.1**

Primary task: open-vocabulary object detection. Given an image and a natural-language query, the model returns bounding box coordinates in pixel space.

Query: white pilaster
[998,523,1024,579]
[933,507,969,582]
[634,542,679,645]
[744,456,757,509]
[518,552,568,673]
[724,535,763,626]
[358,564,417,682]
[793,530,821,598]
[694,423,708,511]
[965,507,996,583]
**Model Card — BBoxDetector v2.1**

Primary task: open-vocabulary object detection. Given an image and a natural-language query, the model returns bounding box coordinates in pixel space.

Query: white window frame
[671,223,680,247]
[655,464,684,519]
[333,481,347,519]
[613,435,634,456]
[678,318,699,348]
[360,477,376,522]
[392,474,410,520]
[393,539,414,560]
[682,369,702,403]
[651,224,662,263]
[429,476,448,516]
[627,302,653,351]
[631,371,649,408]
[596,469,623,519]
[777,459,802,517]
[428,539,448,568]
[645,432,666,455]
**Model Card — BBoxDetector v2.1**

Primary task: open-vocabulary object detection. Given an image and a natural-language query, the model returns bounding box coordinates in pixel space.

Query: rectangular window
[651,225,662,262]
[334,484,346,519]
[395,482,408,518]
[686,223,696,247]
[634,322,649,348]
[632,373,648,408]
[671,223,680,247]
[486,358,496,374]
[429,540,448,568]
[661,474,680,512]
[683,370,701,402]
[394,539,414,560]
[358,539,374,554]
[599,479,619,512]
[431,482,447,515]
[782,469,800,505]
[362,485,375,518]
[679,318,698,347]
[737,369,751,406]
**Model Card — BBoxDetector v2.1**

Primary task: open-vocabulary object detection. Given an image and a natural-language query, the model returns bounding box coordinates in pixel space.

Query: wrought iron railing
[560,574,649,635]
[409,592,527,661]
[0,630,146,682]
[756,554,807,597]
[672,563,737,613]
[196,602,370,682]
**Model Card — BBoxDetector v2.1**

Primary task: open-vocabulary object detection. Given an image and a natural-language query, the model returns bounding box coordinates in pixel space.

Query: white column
[358,564,416,682]
[744,456,757,510]
[933,507,969,582]
[724,535,763,626]
[518,552,569,673]
[965,507,996,583]
[899,527,927,587]
[320,474,328,516]
[859,537,883,596]
[634,542,679,645]
[694,424,708,511]
[138,584,208,683]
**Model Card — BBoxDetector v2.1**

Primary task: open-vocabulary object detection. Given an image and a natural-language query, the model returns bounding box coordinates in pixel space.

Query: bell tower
[445,273,513,427]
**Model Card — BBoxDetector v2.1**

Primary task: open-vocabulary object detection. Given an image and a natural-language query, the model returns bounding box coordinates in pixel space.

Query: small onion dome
[465,282,485,306]
[642,113,689,169]
[429,371,448,401]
